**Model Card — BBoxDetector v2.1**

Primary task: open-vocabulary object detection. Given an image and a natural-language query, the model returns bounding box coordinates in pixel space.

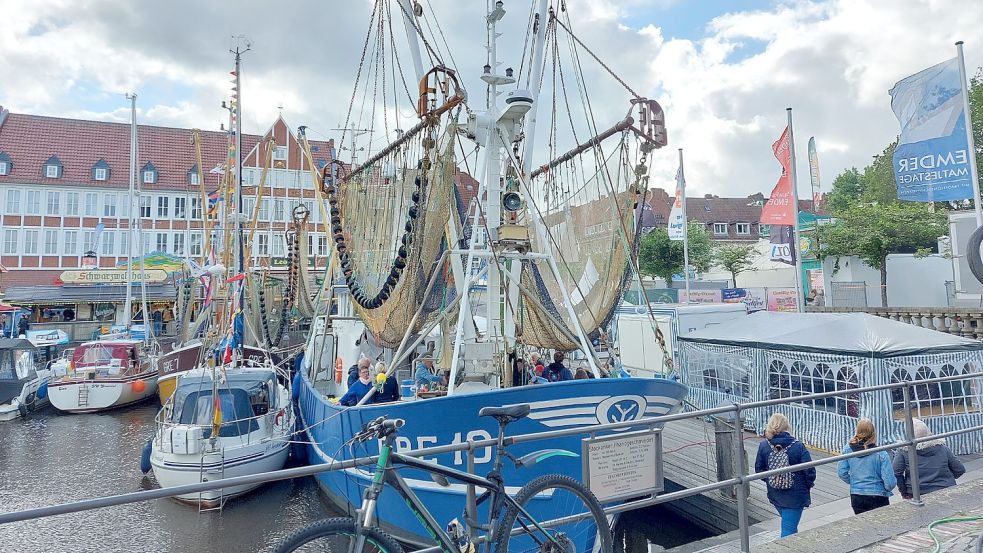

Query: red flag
[223,343,233,364]
[226,273,246,283]
[760,126,797,225]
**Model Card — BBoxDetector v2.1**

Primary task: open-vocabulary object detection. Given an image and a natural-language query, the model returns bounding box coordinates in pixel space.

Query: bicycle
[273,403,613,552]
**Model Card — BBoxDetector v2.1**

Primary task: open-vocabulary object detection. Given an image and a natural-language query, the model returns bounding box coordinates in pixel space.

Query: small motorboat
[0,338,52,421]
[47,339,159,413]
[150,362,292,508]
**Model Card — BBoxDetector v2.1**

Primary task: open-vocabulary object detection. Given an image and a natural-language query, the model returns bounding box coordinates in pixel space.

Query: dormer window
[274,146,287,161]
[187,166,200,186]
[0,152,11,176]
[142,162,158,184]
[92,159,111,182]
[43,155,63,179]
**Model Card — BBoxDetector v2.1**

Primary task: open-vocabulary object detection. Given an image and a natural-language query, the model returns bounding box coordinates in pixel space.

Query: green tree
[826,167,862,215]
[714,243,759,287]
[860,142,900,207]
[817,203,947,306]
[638,222,713,286]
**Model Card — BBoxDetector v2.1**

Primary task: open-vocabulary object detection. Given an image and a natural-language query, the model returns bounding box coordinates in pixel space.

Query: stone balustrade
[806,306,983,340]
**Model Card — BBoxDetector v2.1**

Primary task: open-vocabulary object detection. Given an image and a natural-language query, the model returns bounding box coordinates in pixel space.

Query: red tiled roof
[643,187,820,226]
[0,108,333,191]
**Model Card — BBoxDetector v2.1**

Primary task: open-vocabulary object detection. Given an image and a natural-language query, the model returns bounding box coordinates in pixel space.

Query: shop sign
[60,269,169,284]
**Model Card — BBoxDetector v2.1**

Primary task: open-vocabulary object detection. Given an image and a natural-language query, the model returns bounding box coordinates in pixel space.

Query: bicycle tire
[495,474,613,552]
[271,517,406,553]
[967,224,983,286]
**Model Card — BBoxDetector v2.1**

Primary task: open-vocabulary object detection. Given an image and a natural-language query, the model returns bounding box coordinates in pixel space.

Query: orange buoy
[334,357,344,383]
[132,379,147,393]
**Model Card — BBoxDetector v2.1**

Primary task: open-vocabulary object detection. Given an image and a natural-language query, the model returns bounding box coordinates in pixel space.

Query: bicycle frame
[353,430,567,553]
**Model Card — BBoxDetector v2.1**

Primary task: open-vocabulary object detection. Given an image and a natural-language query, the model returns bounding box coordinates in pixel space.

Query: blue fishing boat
[293,0,676,547]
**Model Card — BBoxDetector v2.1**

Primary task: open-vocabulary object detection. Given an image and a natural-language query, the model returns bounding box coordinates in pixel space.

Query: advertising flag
[760,127,797,225]
[889,58,973,201]
[667,167,686,241]
[808,137,822,206]
[769,224,796,265]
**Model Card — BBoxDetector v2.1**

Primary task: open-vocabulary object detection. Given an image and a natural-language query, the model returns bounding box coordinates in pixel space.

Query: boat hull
[0,373,51,421]
[150,441,290,507]
[298,375,687,545]
[48,373,159,413]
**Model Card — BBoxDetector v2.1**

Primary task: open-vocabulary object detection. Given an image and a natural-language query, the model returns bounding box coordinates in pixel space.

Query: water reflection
[0,403,336,553]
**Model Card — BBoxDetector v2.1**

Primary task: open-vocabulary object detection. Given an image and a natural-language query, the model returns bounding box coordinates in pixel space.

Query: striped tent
[678,312,983,454]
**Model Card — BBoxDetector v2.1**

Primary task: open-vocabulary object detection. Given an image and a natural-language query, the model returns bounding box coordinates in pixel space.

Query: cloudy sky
[2,0,982,199]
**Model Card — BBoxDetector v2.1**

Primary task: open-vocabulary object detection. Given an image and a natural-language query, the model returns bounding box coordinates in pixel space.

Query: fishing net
[327,118,457,347]
[518,128,645,350]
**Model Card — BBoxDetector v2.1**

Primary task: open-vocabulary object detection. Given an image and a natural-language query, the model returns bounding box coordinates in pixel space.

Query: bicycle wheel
[495,474,613,553]
[271,517,406,553]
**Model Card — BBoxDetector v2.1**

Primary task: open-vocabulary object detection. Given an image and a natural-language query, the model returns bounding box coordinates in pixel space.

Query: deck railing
[1,372,982,553]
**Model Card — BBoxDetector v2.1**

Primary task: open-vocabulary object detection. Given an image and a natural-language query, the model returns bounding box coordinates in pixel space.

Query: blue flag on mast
[889,58,973,201]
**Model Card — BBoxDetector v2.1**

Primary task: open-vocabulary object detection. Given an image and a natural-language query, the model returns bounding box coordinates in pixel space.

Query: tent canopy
[679,311,983,358]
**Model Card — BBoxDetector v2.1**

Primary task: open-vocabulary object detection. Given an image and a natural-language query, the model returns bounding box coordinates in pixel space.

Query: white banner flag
[667,168,686,241]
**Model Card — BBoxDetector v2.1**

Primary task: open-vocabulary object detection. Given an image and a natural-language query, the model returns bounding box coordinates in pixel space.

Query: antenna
[331,127,373,165]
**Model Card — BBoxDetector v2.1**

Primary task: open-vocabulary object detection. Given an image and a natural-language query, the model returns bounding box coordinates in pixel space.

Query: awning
[2,284,178,305]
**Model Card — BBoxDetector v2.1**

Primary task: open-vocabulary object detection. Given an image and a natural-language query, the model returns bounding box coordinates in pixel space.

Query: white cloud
[2,0,983,200]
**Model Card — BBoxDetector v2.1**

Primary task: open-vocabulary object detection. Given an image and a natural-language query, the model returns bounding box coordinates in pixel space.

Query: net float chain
[328,170,428,310]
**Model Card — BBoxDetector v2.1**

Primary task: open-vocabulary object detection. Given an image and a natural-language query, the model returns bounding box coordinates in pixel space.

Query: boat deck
[660,417,851,534]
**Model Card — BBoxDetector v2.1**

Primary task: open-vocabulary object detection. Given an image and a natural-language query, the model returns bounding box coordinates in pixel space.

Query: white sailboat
[149,46,294,508]
[48,94,160,414]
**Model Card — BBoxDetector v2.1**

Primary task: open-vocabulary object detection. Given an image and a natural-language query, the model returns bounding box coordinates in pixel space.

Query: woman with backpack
[836,419,897,514]
[754,412,816,537]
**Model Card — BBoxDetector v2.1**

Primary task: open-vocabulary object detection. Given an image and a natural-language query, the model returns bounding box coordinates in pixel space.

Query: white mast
[787,108,805,313]
[520,0,550,175]
[124,93,137,327]
[397,0,425,82]
[678,148,692,302]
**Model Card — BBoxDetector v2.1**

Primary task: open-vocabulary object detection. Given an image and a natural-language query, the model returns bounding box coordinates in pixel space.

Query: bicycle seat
[479,404,530,424]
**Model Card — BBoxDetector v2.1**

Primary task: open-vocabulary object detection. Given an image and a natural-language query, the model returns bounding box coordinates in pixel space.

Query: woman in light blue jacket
[837,419,897,515]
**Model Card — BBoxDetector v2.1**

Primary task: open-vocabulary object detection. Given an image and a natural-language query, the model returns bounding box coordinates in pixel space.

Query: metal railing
[1,372,982,553]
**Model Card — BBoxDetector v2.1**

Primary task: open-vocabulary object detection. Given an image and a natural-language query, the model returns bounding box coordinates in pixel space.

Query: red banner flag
[760,126,797,225]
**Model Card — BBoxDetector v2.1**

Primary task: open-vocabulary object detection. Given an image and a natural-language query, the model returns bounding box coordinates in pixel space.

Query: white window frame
[64,230,78,255]
[156,232,168,252]
[157,196,169,218]
[44,230,59,255]
[736,223,751,235]
[2,229,18,255]
[103,193,117,217]
[190,197,202,220]
[174,196,187,219]
[94,167,108,181]
[45,191,60,215]
[173,233,186,255]
[45,165,60,178]
[190,233,203,257]
[257,234,269,256]
[139,196,152,218]
[189,171,199,186]
[83,231,96,253]
[143,170,156,184]
[274,199,285,221]
[0,161,8,175]
[84,192,98,217]
[317,235,329,256]
[272,234,285,257]
[101,231,115,256]
[26,190,41,215]
[6,189,20,212]
[119,231,129,256]
[274,146,287,161]
[66,192,79,216]
[23,229,38,254]
[713,223,728,236]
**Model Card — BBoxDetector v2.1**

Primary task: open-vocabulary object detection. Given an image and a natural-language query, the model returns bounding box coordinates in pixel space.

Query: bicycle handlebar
[354,417,405,442]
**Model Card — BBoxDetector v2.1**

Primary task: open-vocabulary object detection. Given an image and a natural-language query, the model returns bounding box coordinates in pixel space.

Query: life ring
[967,225,983,285]
[274,408,286,427]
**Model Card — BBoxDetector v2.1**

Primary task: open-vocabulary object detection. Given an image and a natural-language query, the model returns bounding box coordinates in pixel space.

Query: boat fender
[37,381,48,400]
[140,437,153,474]
[334,357,343,383]
[18,402,29,418]
[292,371,302,401]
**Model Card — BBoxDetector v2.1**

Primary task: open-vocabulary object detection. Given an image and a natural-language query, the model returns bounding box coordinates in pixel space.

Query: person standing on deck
[837,419,896,514]
[754,413,816,538]
[893,418,965,499]
[414,355,445,390]
[545,352,573,382]
[339,362,373,406]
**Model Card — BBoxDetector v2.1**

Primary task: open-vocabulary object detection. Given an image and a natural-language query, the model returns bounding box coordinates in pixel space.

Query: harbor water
[0,402,711,552]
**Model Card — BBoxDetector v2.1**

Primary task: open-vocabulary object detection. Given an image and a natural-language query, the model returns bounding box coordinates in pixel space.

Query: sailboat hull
[49,372,159,413]
[298,374,687,546]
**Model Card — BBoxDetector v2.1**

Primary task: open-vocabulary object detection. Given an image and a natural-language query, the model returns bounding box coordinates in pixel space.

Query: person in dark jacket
[347,358,371,387]
[893,418,965,498]
[340,363,374,406]
[545,352,573,382]
[373,362,400,403]
[754,413,816,538]
[837,419,896,514]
